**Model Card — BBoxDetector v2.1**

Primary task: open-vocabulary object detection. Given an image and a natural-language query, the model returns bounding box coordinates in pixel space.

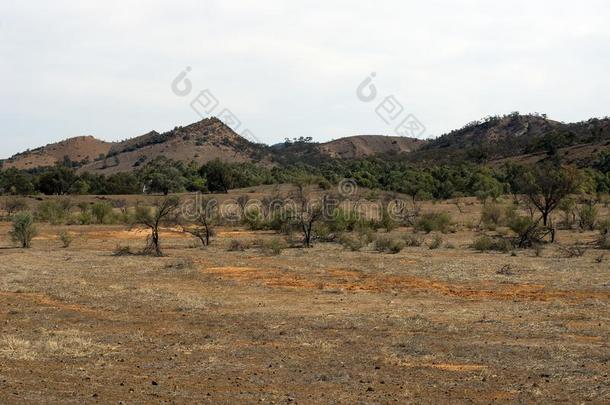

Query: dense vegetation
[1,150,610,198]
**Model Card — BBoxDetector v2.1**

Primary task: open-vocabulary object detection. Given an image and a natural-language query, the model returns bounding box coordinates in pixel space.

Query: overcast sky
[1,0,609,158]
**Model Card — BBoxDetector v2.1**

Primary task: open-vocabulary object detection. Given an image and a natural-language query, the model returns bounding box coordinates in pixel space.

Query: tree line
[1,153,610,199]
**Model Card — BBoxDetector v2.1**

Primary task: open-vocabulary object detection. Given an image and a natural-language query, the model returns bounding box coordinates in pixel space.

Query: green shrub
[329,209,360,233]
[243,208,265,230]
[376,209,398,232]
[428,235,443,250]
[598,219,610,249]
[578,204,598,231]
[472,235,512,252]
[77,211,94,225]
[10,212,37,248]
[261,237,288,255]
[228,239,248,252]
[91,201,115,224]
[339,234,365,251]
[415,213,452,234]
[374,236,405,254]
[401,233,423,247]
[58,230,73,248]
[36,200,70,225]
[481,203,503,230]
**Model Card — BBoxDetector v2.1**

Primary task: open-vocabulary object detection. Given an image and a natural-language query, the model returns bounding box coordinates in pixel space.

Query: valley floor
[0,223,608,403]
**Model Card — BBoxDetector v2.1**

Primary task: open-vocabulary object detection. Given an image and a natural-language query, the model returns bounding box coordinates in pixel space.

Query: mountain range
[3,114,609,173]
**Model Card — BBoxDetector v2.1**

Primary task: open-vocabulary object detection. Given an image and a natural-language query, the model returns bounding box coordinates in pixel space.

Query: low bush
[228,239,248,252]
[36,200,70,225]
[58,231,73,248]
[415,213,452,234]
[472,235,512,252]
[91,201,115,224]
[339,234,365,251]
[10,212,37,248]
[374,236,405,254]
[401,233,423,247]
[428,235,443,250]
[481,203,503,230]
[597,219,610,249]
[113,244,134,256]
[578,204,598,231]
[261,237,288,255]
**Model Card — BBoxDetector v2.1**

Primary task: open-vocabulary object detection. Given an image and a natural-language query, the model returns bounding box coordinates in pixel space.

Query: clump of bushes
[10,212,37,248]
[374,236,405,254]
[415,213,452,234]
[36,199,72,225]
[472,235,512,252]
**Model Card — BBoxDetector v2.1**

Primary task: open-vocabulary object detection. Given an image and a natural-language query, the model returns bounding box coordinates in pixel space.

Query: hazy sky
[1,0,609,158]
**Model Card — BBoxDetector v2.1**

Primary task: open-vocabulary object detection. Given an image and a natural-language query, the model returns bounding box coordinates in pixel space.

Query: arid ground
[0,199,609,404]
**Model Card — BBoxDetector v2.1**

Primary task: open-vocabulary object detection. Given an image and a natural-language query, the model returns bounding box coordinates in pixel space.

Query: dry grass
[0,198,608,403]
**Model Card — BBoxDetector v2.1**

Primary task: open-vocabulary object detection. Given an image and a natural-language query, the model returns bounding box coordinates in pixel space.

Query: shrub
[91,201,115,224]
[481,203,503,230]
[597,219,610,249]
[376,209,398,232]
[58,230,73,248]
[77,210,94,225]
[577,204,598,231]
[415,213,452,234]
[228,239,248,252]
[472,235,512,252]
[36,200,70,225]
[401,233,423,247]
[10,212,37,248]
[261,237,288,255]
[112,244,134,256]
[428,235,443,250]
[3,197,28,218]
[374,236,405,254]
[329,209,360,233]
[339,234,365,251]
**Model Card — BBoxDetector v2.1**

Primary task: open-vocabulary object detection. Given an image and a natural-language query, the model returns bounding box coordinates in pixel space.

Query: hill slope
[2,136,113,170]
[79,118,269,174]
[319,135,425,159]
[406,114,610,165]
[3,114,610,173]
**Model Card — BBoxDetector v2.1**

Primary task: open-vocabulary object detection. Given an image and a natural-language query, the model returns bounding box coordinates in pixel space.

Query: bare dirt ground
[0,213,609,403]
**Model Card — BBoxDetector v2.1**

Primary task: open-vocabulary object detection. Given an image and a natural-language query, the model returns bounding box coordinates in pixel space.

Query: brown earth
[0,199,609,403]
